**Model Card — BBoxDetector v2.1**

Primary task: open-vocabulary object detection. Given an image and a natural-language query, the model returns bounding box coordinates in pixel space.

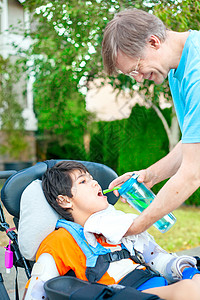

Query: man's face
[116,45,170,85]
[70,170,109,216]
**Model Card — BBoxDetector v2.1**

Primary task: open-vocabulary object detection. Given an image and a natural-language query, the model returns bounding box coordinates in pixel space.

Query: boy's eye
[80,179,86,184]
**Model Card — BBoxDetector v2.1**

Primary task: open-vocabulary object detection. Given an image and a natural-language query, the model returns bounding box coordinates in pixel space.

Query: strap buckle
[104,249,130,262]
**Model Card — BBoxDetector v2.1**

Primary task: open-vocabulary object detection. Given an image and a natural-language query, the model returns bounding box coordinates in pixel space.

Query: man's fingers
[109,172,133,190]
[137,175,145,182]
[113,190,119,197]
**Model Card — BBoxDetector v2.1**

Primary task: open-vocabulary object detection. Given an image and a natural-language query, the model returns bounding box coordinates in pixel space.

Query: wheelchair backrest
[1,159,119,219]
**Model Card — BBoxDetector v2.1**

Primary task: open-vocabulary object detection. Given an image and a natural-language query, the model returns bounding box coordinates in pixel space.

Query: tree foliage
[89,104,169,175]
[0,56,28,159]
[22,0,200,158]
[20,0,153,158]
[19,0,200,204]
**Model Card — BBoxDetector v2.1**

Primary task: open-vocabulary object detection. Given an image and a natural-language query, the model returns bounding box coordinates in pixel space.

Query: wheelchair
[0,160,199,300]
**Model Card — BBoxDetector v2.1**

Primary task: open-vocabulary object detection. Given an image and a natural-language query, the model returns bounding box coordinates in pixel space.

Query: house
[0,0,37,170]
[86,79,144,122]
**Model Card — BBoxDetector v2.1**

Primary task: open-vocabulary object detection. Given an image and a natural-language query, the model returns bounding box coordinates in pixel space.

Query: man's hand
[108,169,155,198]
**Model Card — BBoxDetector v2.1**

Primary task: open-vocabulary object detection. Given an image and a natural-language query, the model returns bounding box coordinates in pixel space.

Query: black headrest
[1,160,119,218]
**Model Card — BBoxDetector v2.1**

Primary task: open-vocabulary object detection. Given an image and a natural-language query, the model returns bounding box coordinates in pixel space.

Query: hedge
[89,104,200,206]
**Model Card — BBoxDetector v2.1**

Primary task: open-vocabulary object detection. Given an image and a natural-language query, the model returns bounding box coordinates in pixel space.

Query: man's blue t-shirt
[168,30,200,143]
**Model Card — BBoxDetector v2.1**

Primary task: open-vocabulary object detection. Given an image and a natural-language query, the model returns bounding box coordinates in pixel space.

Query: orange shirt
[36,228,144,285]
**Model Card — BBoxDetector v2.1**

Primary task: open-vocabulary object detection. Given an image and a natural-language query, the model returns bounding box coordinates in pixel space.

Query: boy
[24,161,200,300]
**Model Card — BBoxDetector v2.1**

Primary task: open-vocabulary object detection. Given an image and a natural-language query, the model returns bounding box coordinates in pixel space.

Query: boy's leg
[142,279,199,300]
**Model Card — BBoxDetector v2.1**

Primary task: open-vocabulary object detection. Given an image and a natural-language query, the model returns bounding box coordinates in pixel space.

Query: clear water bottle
[118,174,176,233]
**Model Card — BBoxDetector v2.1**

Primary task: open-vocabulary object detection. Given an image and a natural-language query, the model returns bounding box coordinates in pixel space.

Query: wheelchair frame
[0,170,32,300]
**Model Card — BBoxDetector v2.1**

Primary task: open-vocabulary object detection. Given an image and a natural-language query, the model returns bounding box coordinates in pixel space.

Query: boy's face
[69,169,109,221]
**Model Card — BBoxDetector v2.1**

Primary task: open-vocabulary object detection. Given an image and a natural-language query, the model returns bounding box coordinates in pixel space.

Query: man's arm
[109,141,183,192]
[126,143,200,235]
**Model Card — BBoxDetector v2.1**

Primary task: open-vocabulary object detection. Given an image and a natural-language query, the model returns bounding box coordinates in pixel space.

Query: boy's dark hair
[42,161,89,221]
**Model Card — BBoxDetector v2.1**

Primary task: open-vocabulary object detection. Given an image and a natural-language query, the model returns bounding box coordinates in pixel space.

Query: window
[0,0,3,33]
[0,2,2,33]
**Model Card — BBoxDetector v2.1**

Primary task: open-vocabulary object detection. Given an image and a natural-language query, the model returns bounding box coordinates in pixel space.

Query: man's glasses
[125,57,141,78]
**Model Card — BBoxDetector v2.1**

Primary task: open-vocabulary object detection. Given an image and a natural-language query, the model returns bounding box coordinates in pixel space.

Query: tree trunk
[139,94,180,152]
[149,102,180,151]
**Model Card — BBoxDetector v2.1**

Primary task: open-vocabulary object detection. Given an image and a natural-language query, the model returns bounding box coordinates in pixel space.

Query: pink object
[4,240,13,272]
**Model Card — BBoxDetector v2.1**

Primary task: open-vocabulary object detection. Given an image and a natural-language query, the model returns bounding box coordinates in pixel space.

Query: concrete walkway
[0,246,200,300]
[176,246,200,257]
[0,247,27,300]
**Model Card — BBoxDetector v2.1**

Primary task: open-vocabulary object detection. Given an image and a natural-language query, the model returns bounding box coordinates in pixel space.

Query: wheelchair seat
[0,159,118,269]
[0,159,163,300]
[0,159,121,299]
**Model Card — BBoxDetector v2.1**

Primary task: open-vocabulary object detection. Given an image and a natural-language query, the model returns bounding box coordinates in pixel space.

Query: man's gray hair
[102,8,167,75]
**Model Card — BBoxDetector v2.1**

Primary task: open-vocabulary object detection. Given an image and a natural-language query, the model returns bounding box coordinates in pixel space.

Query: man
[102,8,200,235]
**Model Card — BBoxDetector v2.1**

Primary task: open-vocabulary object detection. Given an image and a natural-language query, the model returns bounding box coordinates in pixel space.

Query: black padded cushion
[44,276,161,300]
[1,160,119,218]
[1,162,47,218]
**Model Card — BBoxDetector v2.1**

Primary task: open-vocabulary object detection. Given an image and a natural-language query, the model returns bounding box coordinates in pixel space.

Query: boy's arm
[84,209,198,284]
[24,253,59,300]
[126,230,198,283]
[139,237,197,283]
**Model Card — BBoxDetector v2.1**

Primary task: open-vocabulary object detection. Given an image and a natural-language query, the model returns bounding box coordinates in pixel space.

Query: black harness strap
[85,248,156,288]
[86,255,110,283]
[86,249,132,283]
[103,248,144,265]
[103,249,131,262]
[102,248,159,289]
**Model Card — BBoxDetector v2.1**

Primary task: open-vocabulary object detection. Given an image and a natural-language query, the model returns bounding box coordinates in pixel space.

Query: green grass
[115,201,200,253]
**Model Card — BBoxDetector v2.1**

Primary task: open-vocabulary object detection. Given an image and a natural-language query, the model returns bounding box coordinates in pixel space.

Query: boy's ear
[148,35,161,50]
[57,195,72,208]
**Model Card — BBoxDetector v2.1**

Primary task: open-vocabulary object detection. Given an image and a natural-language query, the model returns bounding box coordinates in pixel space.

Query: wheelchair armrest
[44,276,90,300]
[44,276,161,300]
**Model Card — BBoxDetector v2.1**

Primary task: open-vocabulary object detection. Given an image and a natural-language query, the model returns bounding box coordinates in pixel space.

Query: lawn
[115,201,200,253]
